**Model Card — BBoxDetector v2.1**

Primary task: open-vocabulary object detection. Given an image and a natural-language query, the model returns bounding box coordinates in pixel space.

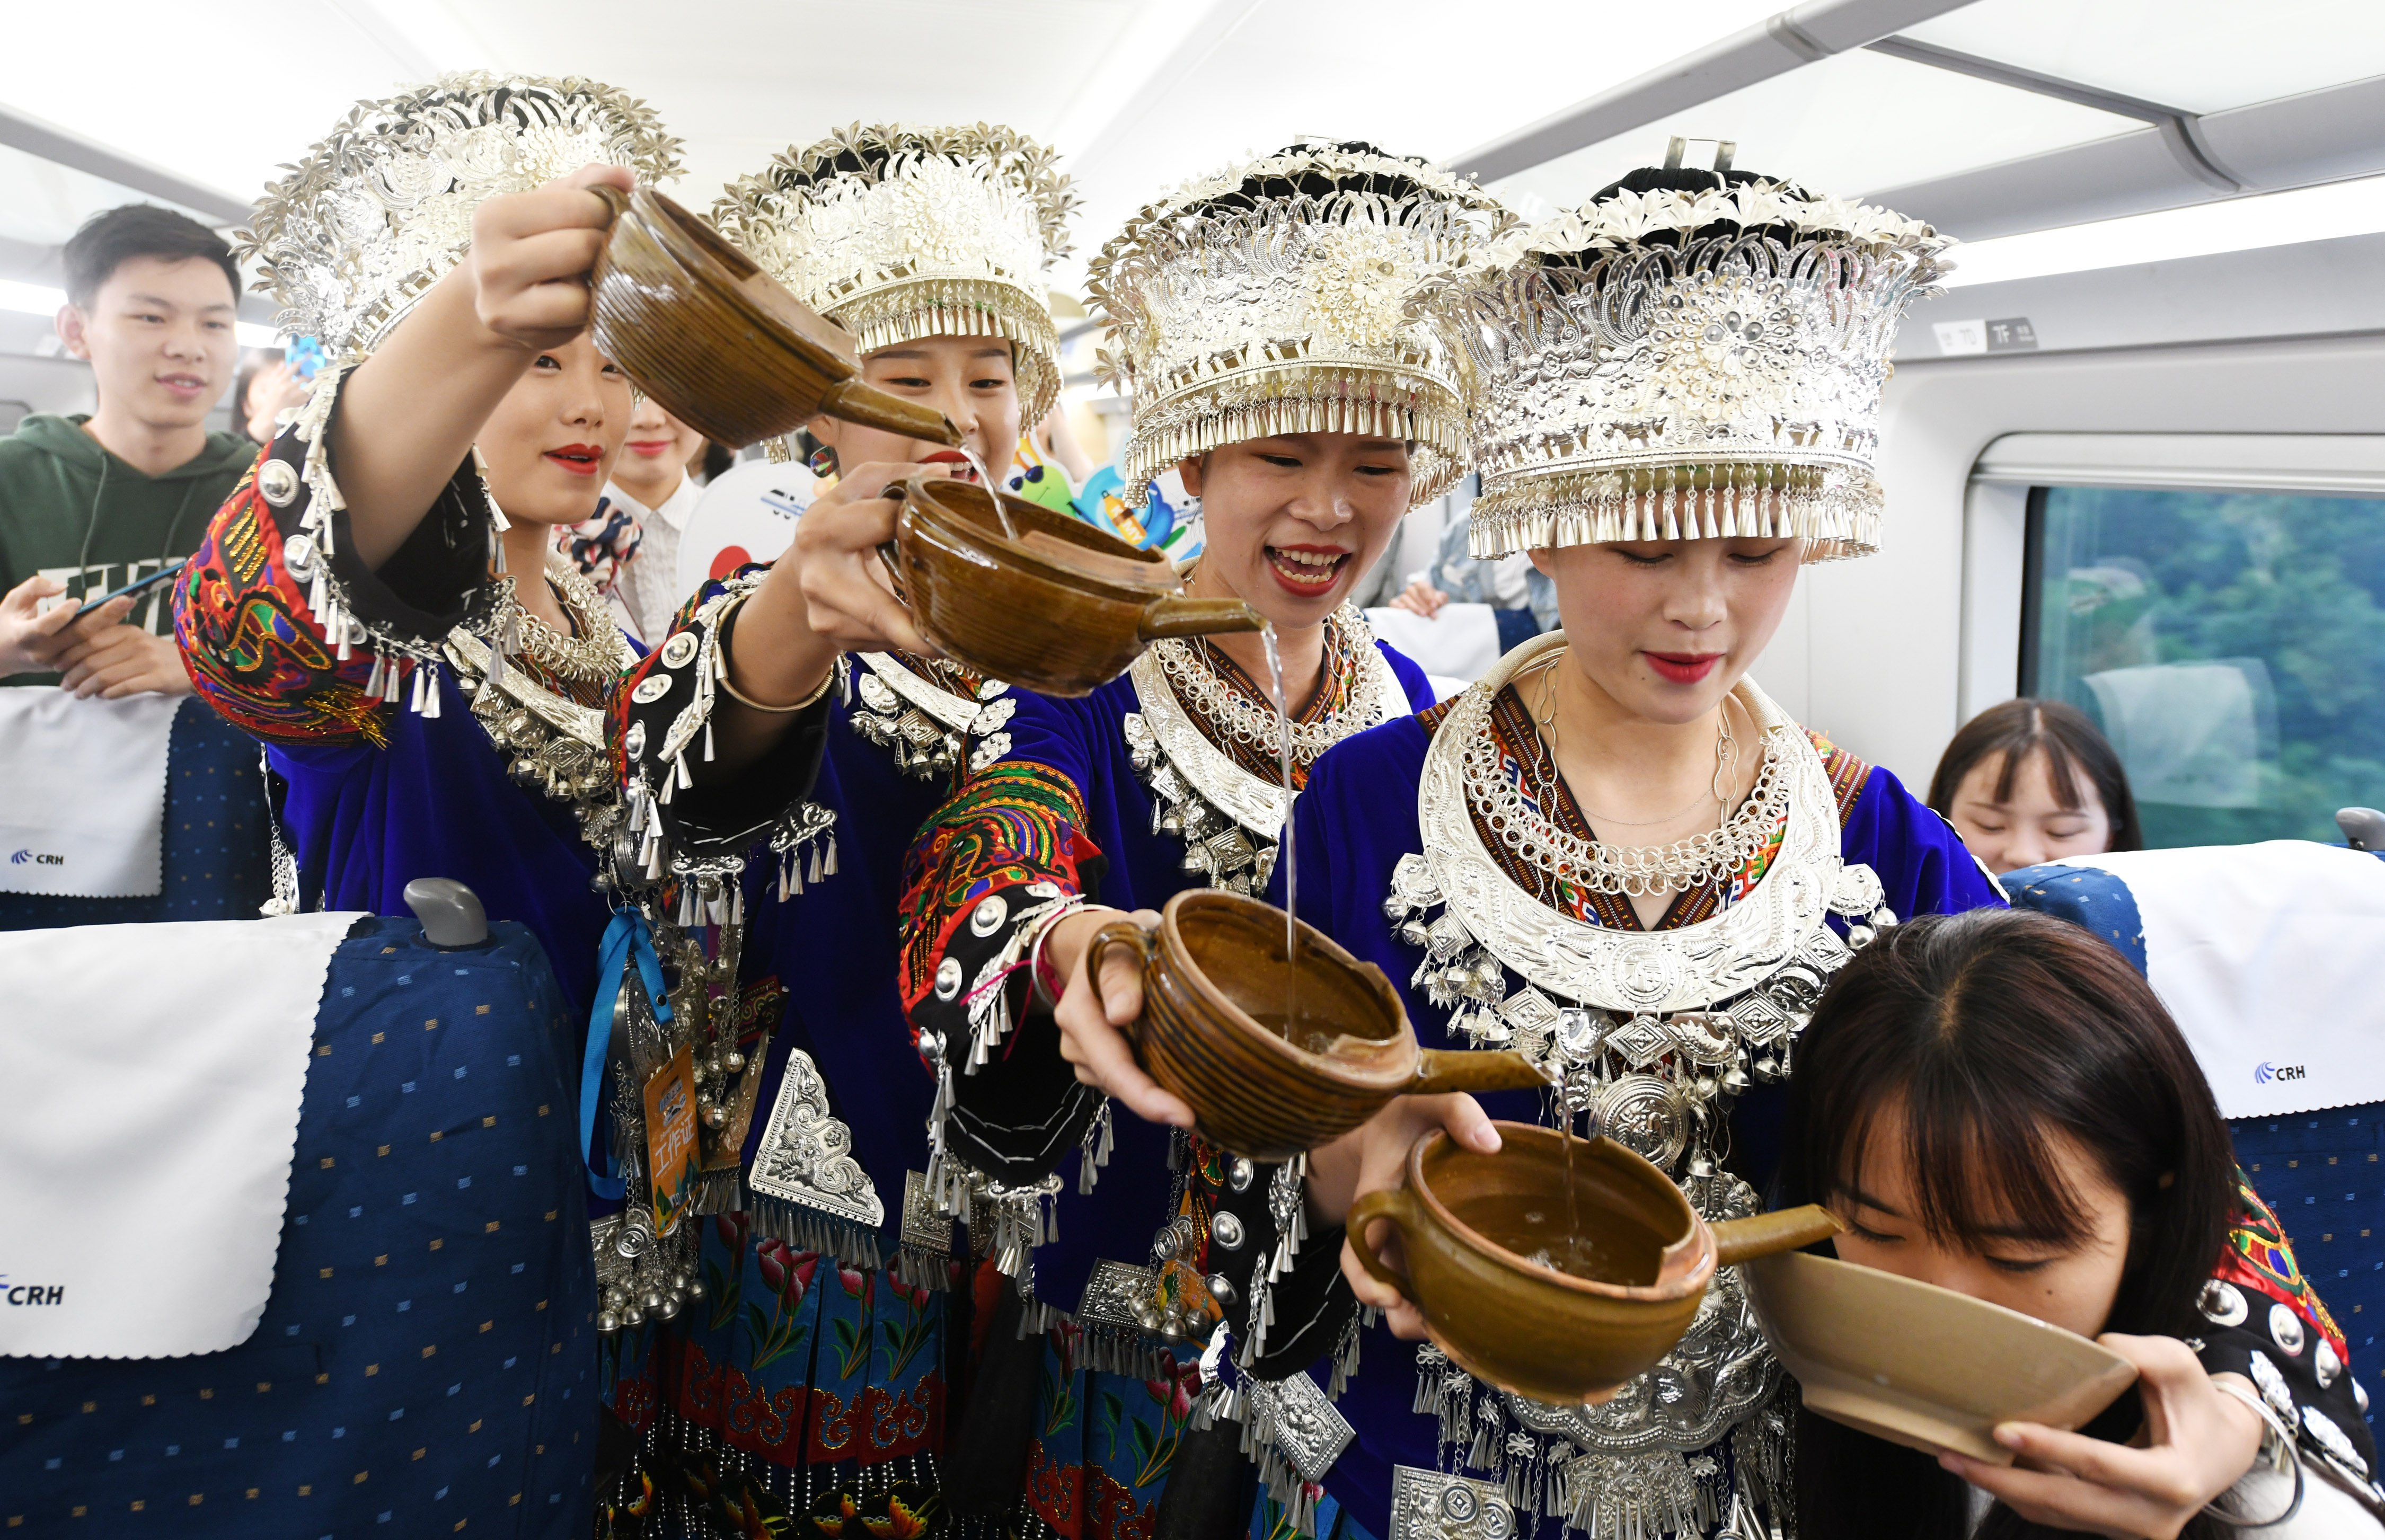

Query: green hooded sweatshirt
[0,413,259,685]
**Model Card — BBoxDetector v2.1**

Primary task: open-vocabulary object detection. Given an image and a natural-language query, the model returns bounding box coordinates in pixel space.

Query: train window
[2022,483,2385,846]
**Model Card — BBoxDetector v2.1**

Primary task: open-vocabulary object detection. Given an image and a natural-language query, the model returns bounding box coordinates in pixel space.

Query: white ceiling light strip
[1941,173,2385,287]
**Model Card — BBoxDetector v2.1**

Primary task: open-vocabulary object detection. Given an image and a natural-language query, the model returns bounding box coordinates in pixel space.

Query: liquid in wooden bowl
[1089,891,1551,1160]
[1347,1122,1841,1404]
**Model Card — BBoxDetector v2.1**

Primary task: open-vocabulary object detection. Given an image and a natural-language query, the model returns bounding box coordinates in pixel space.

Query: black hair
[1184,139,1434,221]
[1779,908,2236,1540]
[699,439,735,482]
[1535,162,1843,271]
[1929,697,2144,853]
[232,349,284,444]
[63,204,242,311]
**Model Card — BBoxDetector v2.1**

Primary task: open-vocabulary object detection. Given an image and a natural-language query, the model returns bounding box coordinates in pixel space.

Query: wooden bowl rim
[902,476,1180,603]
[1743,1248,2139,1393]
[609,186,845,374]
[1406,1122,1717,1305]
[1155,889,1422,1094]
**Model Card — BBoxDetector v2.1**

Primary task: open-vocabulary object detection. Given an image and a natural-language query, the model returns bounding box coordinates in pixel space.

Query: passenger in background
[1783,907,2381,1538]
[0,206,258,694]
[234,349,311,446]
[1388,505,1559,651]
[554,393,706,643]
[1931,697,2142,872]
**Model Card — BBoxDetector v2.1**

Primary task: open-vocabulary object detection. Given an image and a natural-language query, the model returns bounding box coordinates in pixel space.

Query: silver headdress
[1457,169,1952,560]
[242,73,683,360]
[712,124,1076,426]
[1088,139,1516,509]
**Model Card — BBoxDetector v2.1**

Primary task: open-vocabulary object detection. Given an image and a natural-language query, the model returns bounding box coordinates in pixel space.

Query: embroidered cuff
[613,581,837,926]
[2195,1314,2381,1505]
[279,364,511,686]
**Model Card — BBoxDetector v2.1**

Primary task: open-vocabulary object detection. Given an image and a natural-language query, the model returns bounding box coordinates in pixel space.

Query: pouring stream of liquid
[1260,622,1298,1008]
[956,444,1013,541]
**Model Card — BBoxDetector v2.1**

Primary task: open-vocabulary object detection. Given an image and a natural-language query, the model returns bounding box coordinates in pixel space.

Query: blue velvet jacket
[1268,693,2004,1536]
[900,642,1434,1318]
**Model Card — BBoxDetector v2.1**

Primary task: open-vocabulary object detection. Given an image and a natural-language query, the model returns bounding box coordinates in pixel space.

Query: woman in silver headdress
[172,74,845,1528]
[1271,161,2004,1540]
[617,122,1076,1533]
[891,140,1512,1538]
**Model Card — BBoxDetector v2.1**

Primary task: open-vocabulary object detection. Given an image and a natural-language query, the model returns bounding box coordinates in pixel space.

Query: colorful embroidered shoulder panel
[2219,1165,2348,1361]
[176,462,391,747]
[897,762,1098,1013]
[1412,687,1872,932]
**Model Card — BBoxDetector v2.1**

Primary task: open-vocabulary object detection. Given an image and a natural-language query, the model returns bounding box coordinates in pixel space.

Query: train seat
[0,894,596,1535]
[2002,841,2385,1445]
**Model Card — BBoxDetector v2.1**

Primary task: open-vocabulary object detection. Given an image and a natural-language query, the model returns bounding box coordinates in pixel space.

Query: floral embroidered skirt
[601,1213,946,1536]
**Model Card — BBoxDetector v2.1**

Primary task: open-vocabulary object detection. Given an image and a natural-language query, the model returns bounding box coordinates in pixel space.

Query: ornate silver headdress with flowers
[711,123,1075,425]
[1088,139,1516,509]
[242,73,683,360]
[1456,169,1953,560]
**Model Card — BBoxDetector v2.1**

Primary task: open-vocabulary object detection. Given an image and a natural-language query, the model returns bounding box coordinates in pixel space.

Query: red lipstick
[544,442,605,477]
[1644,652,1722,685]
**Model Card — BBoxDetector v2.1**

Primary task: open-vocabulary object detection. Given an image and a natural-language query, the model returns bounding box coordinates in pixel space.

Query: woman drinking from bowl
[172,77,846,1528]
[1781,907,2380,1537]
[887,141,1512,1536]
[1235,164,2006,1540]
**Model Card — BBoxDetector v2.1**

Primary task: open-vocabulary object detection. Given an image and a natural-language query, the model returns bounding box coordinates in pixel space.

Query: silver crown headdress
[1088,139,1516,509]
[711,124,1075,426]
[242,73,683,360]
[1457,171,1952,560]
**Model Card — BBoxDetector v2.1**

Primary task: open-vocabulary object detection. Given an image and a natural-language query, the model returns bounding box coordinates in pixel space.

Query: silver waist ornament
[1379,638,1893,1540]
[1121,604,1406,895]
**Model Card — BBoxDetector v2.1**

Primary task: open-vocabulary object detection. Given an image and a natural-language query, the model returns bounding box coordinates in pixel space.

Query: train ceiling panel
[1901,0,2385,117]
[1487,48,2141,226]
[0,0,2381,306]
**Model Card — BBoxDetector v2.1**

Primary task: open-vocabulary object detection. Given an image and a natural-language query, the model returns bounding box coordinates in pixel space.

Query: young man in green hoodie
[0,205,261,694]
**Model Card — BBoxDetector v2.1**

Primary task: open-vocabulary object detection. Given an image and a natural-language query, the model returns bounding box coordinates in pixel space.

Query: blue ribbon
[582,908,675,1201]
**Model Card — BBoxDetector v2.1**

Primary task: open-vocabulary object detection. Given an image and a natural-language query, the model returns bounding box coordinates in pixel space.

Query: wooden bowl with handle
[887,478,1264,697]
[586,184,959,452]
[1088,890,1553,1161]
[1347,1121,1844,1405]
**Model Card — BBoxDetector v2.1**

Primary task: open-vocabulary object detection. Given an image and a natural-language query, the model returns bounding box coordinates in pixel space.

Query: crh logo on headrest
[2255,1061,2308,1084]
[0,1274,65,1306]
[8,849,63,866]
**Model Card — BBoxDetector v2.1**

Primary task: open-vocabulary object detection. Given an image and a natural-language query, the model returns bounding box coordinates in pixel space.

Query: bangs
[1831,1076,2097,1252]
[1989,734,2087,812]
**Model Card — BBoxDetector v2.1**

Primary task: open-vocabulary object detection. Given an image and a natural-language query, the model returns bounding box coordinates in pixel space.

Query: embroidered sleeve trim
[174,364,509,744]
[898,760,1098,1025]
[895,761,1107,1295]
[612,569,838,930]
